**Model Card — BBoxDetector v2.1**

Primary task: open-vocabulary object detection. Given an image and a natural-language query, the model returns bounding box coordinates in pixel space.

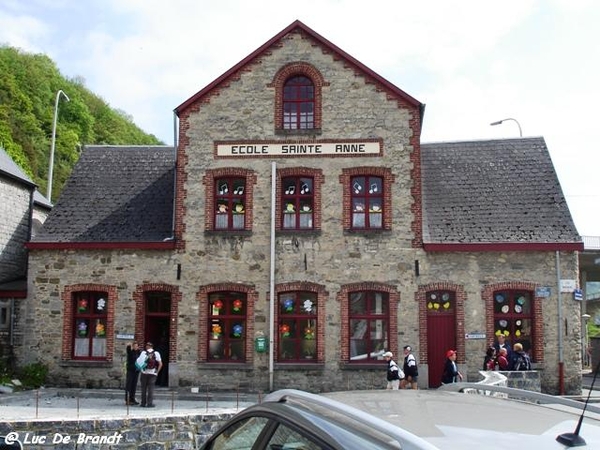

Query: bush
[19,362,48,388]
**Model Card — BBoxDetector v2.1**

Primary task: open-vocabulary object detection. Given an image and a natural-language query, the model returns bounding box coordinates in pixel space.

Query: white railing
[583,236,600,250]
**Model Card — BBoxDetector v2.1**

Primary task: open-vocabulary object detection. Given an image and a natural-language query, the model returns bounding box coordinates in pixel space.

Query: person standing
[401,345,419,389]
[483,346,497,371]
[496,347,510,370]
[510,342,532,371]
[138,342,163,407]
[441,350,463,385]
[383,351,401,390]
[492,334,512,362]
[125,341,141,405]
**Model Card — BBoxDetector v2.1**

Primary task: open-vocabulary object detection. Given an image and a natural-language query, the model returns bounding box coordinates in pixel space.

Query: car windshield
[287,399,402,450]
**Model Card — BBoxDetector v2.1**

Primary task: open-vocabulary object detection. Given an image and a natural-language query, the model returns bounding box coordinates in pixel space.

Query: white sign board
[560,279,577,293]
[216,141,381,157]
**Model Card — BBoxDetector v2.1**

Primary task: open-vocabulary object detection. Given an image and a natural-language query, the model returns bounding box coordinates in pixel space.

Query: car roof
[263,390,438,450]
[321,388,600,449]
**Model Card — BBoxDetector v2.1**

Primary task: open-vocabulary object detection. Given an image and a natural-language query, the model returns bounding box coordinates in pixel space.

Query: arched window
[283,76,314,130]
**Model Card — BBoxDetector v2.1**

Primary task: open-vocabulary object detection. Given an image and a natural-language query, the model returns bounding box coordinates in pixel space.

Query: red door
[426,290,456,388]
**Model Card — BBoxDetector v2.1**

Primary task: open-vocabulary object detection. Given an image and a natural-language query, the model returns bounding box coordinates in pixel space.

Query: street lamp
[47,89,70,200]
[583,314,591,367]
[490,117,523,137]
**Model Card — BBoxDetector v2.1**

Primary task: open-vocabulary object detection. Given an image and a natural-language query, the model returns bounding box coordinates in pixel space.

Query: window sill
[277,229,322,237]
[205,230,253,237]
[339,362,383,370]
[60,360,113,368]
[344,229,391,236]
[199,362,253,370]
[274,362,325,370]
[275,129,322,137]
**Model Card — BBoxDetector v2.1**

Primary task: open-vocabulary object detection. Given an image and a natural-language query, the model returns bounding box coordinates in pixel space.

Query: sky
[1,0,599,237]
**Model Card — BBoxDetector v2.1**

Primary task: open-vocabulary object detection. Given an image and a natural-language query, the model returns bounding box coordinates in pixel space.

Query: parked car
[200,387,600,450]
[199,389,437,450]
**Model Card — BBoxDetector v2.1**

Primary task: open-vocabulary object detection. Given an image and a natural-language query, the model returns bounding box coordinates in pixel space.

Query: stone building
[0,146,51,365]
[22,21,583,394]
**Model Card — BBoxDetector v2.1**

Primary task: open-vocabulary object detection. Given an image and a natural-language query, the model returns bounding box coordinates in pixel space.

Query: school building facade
[21,21,583,394]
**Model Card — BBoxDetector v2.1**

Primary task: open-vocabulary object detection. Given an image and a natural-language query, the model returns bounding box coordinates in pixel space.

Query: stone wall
[0,177,30,283]
[0,413,235,450]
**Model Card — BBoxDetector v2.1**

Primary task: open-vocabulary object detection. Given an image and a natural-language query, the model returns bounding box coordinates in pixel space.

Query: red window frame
[283,76,315,130]
[350,176,383,230]
[281,176,314,230]
[214,177,246,230]
[208,292,247,362]
[493,290,534,355]
[277,292,318,362]
[72,291,108,360]
[348,291,389,362]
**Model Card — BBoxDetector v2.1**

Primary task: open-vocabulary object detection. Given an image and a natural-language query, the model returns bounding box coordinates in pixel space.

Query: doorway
[426,290,457,388]
[144,291,171,387]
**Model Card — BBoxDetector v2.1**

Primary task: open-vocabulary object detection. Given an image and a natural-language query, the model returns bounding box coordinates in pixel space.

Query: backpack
[146,353,158,370]
[513,354,531,371]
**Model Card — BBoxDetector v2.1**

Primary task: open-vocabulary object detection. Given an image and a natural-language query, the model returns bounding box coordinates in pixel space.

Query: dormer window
[283,76,314,130]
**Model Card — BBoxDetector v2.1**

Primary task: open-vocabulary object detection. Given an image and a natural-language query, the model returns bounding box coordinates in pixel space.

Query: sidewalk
[0,387,258,421]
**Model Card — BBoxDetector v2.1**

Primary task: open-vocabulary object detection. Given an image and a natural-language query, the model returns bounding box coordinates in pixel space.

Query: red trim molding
[424,242,584,252]
[27,242,176,250]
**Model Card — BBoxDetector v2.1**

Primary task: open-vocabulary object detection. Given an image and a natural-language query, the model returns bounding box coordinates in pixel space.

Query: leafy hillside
[0,46,163,202]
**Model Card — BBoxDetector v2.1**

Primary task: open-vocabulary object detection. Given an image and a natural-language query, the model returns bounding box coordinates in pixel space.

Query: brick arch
[197,283,258,363]
[133,283,181,363]
[483,281,543,363]
[416,282,466,364]
[275,281,329,362]
[62,283,118,361]
[270,62,328,131]
[276,167,324,231]
[340,167,395,230]
[337,282,400,362]
[203,168,257,231]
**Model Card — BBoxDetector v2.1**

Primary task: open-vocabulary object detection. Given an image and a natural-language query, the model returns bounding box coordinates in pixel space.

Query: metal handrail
[264,389,440,450]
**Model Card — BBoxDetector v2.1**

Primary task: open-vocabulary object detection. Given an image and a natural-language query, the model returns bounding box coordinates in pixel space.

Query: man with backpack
[510,343,531,371]
[401,345,419,389]
[136,342,163,407]
[383,351,403,390]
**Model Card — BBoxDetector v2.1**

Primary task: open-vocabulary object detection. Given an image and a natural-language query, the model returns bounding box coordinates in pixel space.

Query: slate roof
[421,137,581,245]
[32,146,175,243]
[0,145,36,188]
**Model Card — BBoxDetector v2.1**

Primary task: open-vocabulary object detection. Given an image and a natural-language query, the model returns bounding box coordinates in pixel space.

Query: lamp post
[47,89,70,200]
[583,314,591,368]
[490,117,523,137]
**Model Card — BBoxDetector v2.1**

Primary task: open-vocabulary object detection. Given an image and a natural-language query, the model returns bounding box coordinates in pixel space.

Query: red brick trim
[339,167,395,230]
[482,282,543,363]
[276,167,324,231]
[337,282,400,362]
[132,283,182,363]
[416,283,466,364]
[269,62,328,131]
[62,284,117,362]
[203,168,257,231]
[196,283,258,363]
[275,282,328,362]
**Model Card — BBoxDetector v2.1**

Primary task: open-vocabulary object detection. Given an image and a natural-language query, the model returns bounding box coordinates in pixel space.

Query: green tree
[0,45,163,201]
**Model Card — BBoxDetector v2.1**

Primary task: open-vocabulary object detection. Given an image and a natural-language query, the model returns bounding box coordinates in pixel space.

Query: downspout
[163,112,178,242]
[171,112,178,237]
[556,251,565,394]
[269,161,276,392]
